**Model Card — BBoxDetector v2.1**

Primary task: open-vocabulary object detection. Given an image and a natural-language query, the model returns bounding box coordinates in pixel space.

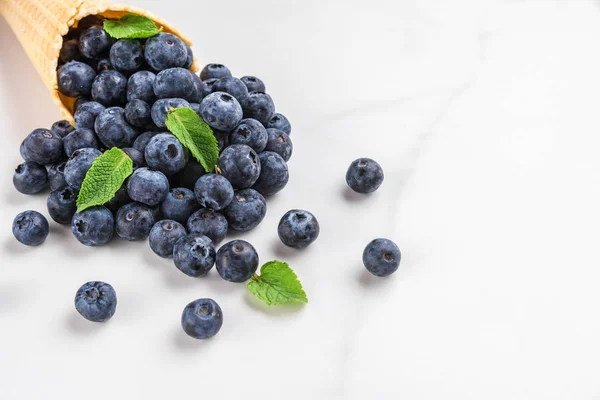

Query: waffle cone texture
[0,0,197,123]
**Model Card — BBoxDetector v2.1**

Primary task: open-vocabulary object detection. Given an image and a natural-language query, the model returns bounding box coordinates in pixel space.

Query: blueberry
[72,206,114,246]
[59,38,81,64]
[19,139,30,161]
[13,162,48,194]
[105,183,131,214]
[74,97,91,113]
[215,129,230,152]
[213,77,249,106]
[265,128,293,162]
[194,174,234,211]
[346,158,384,194]
[199,92,243,131]
[266,113,291,135]
[217,144,261,189]
[363,238,401,277]
[144,133,188,175]
[243,92,275,125]
[96,58,112,73]
[240,76,265,93]
[48,161,68,191]
[161,187,199,223]
[215,240,259,282]
[201,78,218,97]
[252,151,289,196]
[278,210,319,249]
[187,209,228,244]
[189,102,201,116]
[12,210,49,246]
[200,63,232,81]
[132,131,157,153]
[64,147,102,189]
[115,202,155,240]
[78,26,113,59]
[47,186,78,224]
[169,159,206,189]
[151,98,190,128]
[222,188,266,232]
[181,298,223,339]
[144,33,188,71]
[109,39,143,72]
[91,70,128,106]
[184,44,194,69]
[22,128,65,165]
[120,147,145,169]
[153,67,198,101]
[63,128,100,156]
[124,99,152,128]
[190,73,206,103]
[127,71,157,103]
[51,120,75,138]
[74,101,105,130]
[127,167,169,206]
[229,118,267,152]
[94,107,138,148]
[173,234,216,277]
[149,219,187,258]
[57,61,96,98]
[74,281,117,322]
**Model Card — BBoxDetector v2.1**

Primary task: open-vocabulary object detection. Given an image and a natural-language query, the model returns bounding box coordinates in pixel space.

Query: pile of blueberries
[10,16,401,340]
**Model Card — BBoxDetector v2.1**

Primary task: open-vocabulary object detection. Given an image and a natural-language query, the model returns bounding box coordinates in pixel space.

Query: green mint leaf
[103,14,162,39]
[247,261,308,306]
[76,147,133,213]
[165,107,219,172]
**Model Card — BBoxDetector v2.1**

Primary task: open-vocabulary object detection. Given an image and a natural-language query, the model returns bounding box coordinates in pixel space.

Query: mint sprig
[247,261,308,306]
[76,148,133,212]
[103,14,162,39]
[165,107,219,172]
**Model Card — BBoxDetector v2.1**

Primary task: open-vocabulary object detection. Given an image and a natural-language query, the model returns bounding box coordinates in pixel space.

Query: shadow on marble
[341,186,373,203]
[243,291,305,316]
[271,238,305,261]
[65,312,106,336]
[356,268,396,289]
[172,326,210,352]
[2,236,38,255]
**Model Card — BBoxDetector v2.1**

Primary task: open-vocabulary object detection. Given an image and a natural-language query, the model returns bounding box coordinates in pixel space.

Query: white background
[2,0,600,398]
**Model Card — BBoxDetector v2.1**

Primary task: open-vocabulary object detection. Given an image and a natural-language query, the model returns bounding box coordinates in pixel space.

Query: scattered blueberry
[13,161,48,194]
[74,281,117,322]
[153,67,198,101]
[109,39,144,72]
[151,98,190,128]
[362,238,401,277]
[346,158,384,194]
[63,128,100,156]
[48,161,68,191]
[22,128,65,165]
[127,167,169,206]
[144,33,188,71]
[194,174,234,211]
[181,298,223,339]
[144,133,188,175]
[149,219,187,258]
[51,120,75,138]
[115,202,155,240]
[72,206,114,246]
[265,128,293,162]
[278,209,320,249]
[74,101,105,130]
[94,107,138,148]
[19,139,30,161]
[215,240,259,282]
[222,188,266,231]
[64,147,102,189]
[199,92,243,131]
[243,92,275,125]
[200,63,232,81]
[91,70,128,106]
[127,70,156,103]
[229,118,268,152]
[240,76,265,93]
[57,61,96,98]
[187,208,228,244]
[252,151,289,196]
[47,186,78,224]
[124,99,152,128]
[266,113,291,135]
[12,210,49,246]
[78,26,113,59]
[122,147,145,169]
[217,144,261,189]
[173,234,216,277]
[161,187,198,223]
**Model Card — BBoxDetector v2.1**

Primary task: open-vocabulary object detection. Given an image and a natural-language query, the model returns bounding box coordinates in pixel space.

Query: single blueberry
[63,128,100,157]
[181,298,223,339]
[91,70,128,106]
[201,78,218,98]
[19,139,30,161]
[346,158,384,194]
[13,162,48,194]
[190,73,206,103]
[47,186,78,224]
[153,67,198,101]
[78,26,113,59]
[217,144,261,189]
[59,38,82,64]
[74,281,117,322]
[73,97,91,113]
[222,188,266,232]
[57,61,96,98]
[51,120,75,138]
[173,234,216,277]
[109,39,144,72]
[169,159,206,190]
[74,101,105,130]
[144,133,188,175]
[199,92,243,131]
[243,92,275,125]
[71,206,114,246]
[12,210,49,246]
[213,77,249,106]
[186,208,228,244]
[215,240,259,282]
[64,147,102,189]
[215,129,230,152]
[265,128,293,162]
[124,99,152,128]
[149,219,187,258]
[48,161,68,191]
[144,33,188,71]
[127,71,157,103]
[229,118,268,152]
[161,187,199,223]
[105,183,131,214]
[127,167,169,206]
[240,76,265,93]
[115,202,155,241]
[94,107,138,148]
[184,43,194,69]
[23,128,65,165]
[96,58,112,73]
[150,98,190,128]
[266,113,291,135]
[200,64,232,81]
[278,210,320,249]
[132,131,158,153]
[252,151,289,196]
[363,238,401,277]
[194,174,234,211]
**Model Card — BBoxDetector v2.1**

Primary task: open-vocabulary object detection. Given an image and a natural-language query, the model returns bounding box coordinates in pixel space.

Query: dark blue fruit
[194,174,234,211]
[217,144,261,189]
[115,202,155,240]
[63,128,100,156]
[161,187,198,223]
[199,63,232,81]
[346,158,384,194]
[153,67,198,101]
[12,210,49,246]
[23,128,65,165]
[170,159,206,189]
[96,58,112,73]
[215,240,259,282]
[265,128,293,162]
[243,92,275,125]
[190,74,205,103]
[132,131,157,153]
[187,208,228,244]
[59,38,81,63]
[252,151,289,196]
[72,206,114,246]
[229,118,267,152]
[51,120,75,138]
[189,102,201,116]
[109,39,144,72]
[74,97,91,113]
[48,161,68,191]
[64,147,102,190]
[173,234,216,277]
[181,298,223,339]
[144,33,188,71]
[278,209,320,249]
[105,183,131,214]
[201,78,218,98]
[78,26,113,59]
[149,219,187,258]
[91,70,128,106]
[151,98,190,128]
[240,76,265,93]
[199,92,243,131]
[127,167,169,206]
[144,133,188,175]
[74,281,117,322]
[184,43,194,69]
[94,107,138,148]
[213,77,249,106]
[127,70,156,103]
[363,238,401,277]
[19,139,30,161]
[47,186,78,224]
[122,147,145,169]
[13,162,47,194]
[222,188,266,232]
[57,61,96,97]
[124,99,152,128]
[74,101,105,130]
[266,113,291,135]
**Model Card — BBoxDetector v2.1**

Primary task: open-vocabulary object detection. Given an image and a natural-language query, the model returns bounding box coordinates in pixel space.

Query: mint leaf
[247,261,308,306]
[165,107,219,172]
[76,148,133,212]
[103,14,162,39]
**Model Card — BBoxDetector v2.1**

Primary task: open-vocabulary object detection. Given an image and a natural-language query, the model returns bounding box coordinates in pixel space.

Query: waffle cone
[0,0,197,124]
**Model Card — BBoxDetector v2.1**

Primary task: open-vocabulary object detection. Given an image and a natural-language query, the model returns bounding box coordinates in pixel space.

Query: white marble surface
[2,0,600,398]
